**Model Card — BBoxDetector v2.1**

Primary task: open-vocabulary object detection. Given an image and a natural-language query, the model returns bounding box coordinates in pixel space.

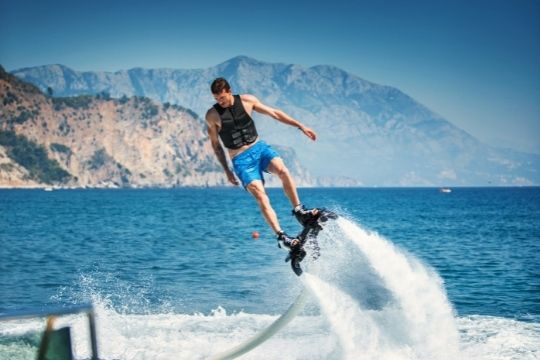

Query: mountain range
[11,56,540,186]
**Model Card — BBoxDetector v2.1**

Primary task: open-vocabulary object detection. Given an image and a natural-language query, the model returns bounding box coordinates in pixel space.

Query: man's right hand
[225,169,239,186]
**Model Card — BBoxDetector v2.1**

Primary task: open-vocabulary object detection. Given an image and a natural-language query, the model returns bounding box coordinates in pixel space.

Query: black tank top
[213,95,258,149]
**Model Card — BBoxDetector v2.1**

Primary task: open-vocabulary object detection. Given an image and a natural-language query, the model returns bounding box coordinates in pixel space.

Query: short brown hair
[211,77,231,94]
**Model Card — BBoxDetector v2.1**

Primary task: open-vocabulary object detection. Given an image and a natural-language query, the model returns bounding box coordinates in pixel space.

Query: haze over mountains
[12,56,540,186]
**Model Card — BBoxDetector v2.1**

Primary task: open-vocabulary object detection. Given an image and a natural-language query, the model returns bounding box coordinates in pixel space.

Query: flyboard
[280,209,338,276]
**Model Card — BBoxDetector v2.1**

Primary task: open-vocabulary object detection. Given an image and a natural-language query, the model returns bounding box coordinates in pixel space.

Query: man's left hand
[300,126,317,141]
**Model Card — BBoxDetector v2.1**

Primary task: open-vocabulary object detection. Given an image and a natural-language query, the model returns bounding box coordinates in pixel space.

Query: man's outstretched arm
[245,94,317,141]
[205,110,239,186]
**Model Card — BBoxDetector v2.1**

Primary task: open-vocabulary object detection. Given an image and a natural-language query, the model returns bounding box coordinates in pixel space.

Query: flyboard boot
[277,206,338,277]
[277,231,306,276]
[293,205,338,229]
[292,205,339,269]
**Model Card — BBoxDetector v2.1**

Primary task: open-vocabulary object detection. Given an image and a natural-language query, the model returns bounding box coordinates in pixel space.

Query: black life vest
[213,95,258,149]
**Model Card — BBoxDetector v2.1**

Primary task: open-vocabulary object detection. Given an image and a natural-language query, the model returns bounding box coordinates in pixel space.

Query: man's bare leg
[246,180,282,233]
[267,157,320,223]
[246,179,300,247]
[267,157,301,208]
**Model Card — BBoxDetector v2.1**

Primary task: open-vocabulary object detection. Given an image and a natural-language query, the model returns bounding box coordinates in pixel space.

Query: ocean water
[0,187,539,359]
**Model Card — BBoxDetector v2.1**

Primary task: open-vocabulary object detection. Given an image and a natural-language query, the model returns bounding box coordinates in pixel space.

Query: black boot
[277,231,301,250]
[292,205,321,227]
[277,231,307,276]
[277,231,306,260]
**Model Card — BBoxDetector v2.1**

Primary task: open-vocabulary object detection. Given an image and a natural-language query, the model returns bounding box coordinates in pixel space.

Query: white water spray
[304,217,461,359]
[304,273,411,360]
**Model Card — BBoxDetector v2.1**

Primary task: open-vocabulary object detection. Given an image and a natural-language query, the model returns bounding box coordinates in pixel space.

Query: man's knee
[271,162,291,179]
[278,166,292,181]
[247,182,268,202]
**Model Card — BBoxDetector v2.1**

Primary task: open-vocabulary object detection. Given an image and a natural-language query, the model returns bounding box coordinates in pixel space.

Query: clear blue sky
[1,0,539,153]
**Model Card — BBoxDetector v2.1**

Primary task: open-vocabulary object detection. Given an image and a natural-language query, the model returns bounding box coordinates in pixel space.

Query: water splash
[303,216,461,359]
[303,273,409,360]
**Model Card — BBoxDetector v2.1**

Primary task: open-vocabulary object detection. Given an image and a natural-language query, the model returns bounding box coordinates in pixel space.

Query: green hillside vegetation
[0,130,72,184]
[132,96,159,119]
[50,143,72,154]
[8,109,39,125]
[52,95,94,111]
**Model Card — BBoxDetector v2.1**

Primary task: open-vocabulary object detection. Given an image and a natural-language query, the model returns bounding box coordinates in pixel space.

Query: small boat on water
[44,187,53,191]
[440,188,452,193]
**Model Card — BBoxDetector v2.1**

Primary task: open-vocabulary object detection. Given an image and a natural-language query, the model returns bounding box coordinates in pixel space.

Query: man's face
[213,89,233,108]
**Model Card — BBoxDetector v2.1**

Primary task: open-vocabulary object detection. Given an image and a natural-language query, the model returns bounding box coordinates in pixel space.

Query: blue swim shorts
[232,141,280,188]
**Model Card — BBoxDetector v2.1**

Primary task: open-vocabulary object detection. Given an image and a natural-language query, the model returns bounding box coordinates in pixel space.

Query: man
[206,77,321,259]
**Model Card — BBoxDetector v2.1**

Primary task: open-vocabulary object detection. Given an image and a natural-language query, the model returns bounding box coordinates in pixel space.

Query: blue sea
[0,187,539,359]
